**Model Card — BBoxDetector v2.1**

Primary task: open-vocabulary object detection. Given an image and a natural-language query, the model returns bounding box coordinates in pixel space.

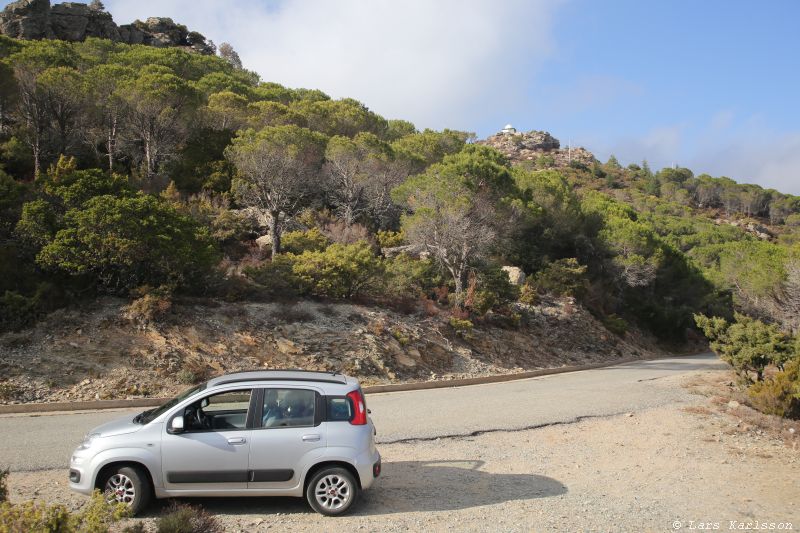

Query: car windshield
[136,382,207,424]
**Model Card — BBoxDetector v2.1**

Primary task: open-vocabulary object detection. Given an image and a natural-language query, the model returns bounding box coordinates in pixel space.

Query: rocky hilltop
[0,0,215,54]
[477,126,596,168]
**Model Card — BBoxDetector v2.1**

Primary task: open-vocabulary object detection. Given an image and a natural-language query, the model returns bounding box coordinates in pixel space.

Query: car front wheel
[306,467,359,516]
[100,465,152,516]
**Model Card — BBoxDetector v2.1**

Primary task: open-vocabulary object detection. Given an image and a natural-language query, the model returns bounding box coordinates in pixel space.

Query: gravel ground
[7,374,799,532]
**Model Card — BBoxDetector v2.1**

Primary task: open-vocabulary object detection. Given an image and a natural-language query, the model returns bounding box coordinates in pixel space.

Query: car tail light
[346,389,367,425]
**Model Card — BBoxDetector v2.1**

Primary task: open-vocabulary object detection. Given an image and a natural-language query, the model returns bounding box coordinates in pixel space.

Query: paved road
[0,354,726,472]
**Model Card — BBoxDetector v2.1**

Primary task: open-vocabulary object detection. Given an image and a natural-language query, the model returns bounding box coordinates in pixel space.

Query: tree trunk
[452,270,464,307]
[106,115,117,172]
[32,137,41,178]
[269,211,280,259]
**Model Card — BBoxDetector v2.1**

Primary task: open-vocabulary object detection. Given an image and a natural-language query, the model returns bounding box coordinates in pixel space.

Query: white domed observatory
[501,124,517,135]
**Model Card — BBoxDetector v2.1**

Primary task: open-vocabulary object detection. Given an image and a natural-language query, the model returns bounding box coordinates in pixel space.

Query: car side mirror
[168,415,185,434]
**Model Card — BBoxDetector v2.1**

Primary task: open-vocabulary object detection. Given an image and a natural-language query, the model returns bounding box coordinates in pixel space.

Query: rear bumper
[356,449,381,490]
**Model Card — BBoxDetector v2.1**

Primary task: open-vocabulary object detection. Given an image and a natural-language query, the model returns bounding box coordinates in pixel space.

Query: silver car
[69,370,381,516]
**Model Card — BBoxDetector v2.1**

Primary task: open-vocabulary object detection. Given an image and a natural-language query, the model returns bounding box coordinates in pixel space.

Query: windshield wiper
[133,409,153,424]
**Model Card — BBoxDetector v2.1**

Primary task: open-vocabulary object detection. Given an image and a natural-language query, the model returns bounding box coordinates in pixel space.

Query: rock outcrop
[477,128,596,169]
[0,0,215,55]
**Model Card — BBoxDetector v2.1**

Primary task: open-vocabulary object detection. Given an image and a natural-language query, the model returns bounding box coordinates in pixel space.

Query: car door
[248,387,327,491]
[161,388,255,492]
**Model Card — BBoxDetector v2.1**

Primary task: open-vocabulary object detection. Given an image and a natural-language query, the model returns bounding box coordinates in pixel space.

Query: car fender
[89,447,163,489]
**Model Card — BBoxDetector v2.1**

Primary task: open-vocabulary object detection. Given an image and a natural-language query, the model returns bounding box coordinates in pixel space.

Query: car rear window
[327,397,353,421]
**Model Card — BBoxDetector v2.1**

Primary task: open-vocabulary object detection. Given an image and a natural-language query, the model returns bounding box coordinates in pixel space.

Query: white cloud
[104,0,562,131]
[687,132,800,194]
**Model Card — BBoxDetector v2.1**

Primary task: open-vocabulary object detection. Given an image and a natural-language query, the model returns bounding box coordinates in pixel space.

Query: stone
[255,234,272,249]
[727,400,740,409]
[502,266,526,285]
[476,128,596,169]
[0,0,215,55]
[0,0,52,39]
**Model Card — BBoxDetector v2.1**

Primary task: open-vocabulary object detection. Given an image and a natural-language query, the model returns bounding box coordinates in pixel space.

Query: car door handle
[227,437,247,445]
[302,434,321,442]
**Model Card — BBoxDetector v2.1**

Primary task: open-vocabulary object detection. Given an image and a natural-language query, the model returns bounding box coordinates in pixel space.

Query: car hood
[91,414,144,438]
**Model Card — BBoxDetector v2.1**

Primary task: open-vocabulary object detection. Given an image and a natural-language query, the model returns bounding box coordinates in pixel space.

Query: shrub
[376,230,405,248]
[0,467,7,503]
[518,282,538,305]
[124,285,173,326]
[603,314,628,336]
[695,313,793,382]
[391,328,410,346]
[0,282,66,331]
[0,490,127,533]
[176,369,197,385]
[467,267,519,315]
[37,194,218,295]
[530,258,588,298]
[747,358,800,419]
[0,383,19,402]
[322,220,372,245]
[281,227,329,254]
[381,253,441,300]
[449,317,473,337]
[156,502,223,533]
[292,241,383,298]
[243,255,303,298]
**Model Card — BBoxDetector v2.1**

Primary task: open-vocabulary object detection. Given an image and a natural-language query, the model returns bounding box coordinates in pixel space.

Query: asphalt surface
[0,353,726,472]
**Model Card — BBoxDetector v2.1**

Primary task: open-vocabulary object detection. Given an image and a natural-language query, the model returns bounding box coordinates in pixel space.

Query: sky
[4,0,800,193]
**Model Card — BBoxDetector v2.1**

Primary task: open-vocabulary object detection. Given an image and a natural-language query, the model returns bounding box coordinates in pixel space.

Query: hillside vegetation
[0,31,798,415]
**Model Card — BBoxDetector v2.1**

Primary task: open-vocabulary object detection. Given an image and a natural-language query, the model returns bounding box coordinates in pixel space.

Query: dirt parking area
[8,373,799,532]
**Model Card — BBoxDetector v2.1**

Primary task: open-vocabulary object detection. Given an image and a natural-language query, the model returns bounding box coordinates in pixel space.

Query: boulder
[255,234,272,249]
[0,0,215,55]
[0,0,52,39]
[476,128,596,168]
[502,266,526,286]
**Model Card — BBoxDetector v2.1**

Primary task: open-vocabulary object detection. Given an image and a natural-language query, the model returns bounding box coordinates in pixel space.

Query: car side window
[261,388,315,428]
[183,389,251,432]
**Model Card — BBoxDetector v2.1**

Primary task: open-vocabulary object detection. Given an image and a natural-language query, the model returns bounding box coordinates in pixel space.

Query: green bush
[292,241,383,298]
[156,502,223,533]
[748,359,800,419]
[0,283,65,331]
[281,227,329,254]
[602,314,629,336]
[695,313,793,382]
[381,253,441,300]
[449,317,473,337]
[376,230,405,248]
[0,467,7,503]
[0,490,127,533]
[37,194,218,294]
[243,255,303,298]
[468,267,519,315]
[531,258,588,297]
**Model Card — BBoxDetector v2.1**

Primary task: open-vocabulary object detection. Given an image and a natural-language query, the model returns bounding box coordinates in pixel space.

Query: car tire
[305,467,359,516]
[99,465,152,516]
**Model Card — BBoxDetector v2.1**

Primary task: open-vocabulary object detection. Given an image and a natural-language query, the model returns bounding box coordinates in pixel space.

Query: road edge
[0,351,713,415]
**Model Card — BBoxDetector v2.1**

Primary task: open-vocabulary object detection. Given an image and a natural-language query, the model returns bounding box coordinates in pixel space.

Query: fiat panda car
[68,371,381,516]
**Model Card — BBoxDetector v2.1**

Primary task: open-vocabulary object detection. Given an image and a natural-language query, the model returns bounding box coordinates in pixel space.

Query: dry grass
[683,370,800,448]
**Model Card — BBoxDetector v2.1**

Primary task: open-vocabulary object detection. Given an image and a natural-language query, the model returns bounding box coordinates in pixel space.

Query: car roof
[206,370,351,388]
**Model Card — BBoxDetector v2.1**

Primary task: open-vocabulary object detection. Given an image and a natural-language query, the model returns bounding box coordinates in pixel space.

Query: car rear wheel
[100,465,152,516]
[306,467,359,516]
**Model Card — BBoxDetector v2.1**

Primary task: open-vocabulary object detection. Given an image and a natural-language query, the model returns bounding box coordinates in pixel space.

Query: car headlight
[77,433,100,451]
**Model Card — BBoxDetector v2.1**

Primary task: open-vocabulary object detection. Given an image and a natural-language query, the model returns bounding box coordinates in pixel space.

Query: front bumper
[69,452,95,495]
